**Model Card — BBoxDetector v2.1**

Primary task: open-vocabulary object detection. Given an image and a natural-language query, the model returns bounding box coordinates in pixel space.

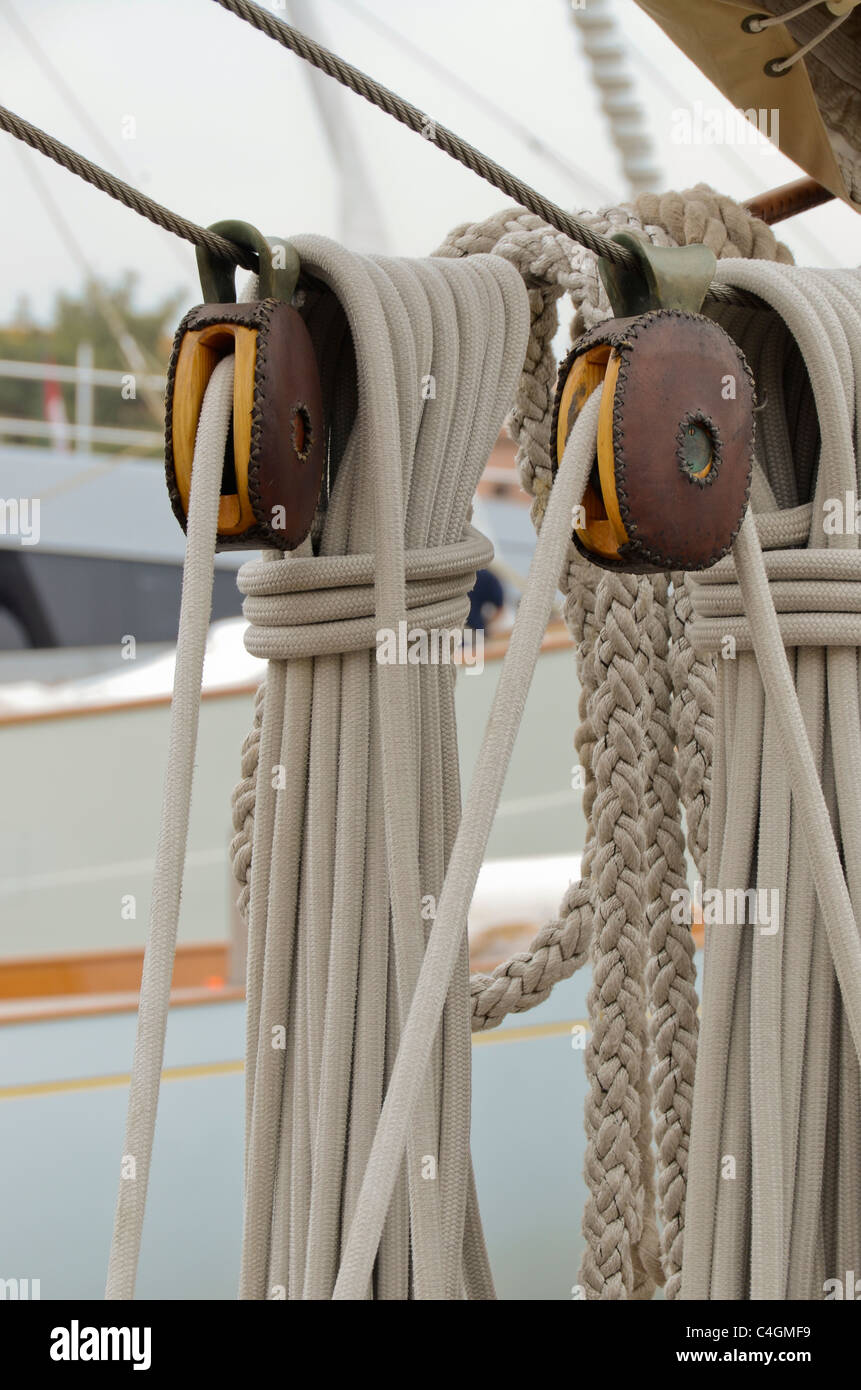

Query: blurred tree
[0,274,184,451]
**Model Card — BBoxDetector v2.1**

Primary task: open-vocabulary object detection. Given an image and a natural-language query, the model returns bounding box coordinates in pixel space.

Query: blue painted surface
[0,1001,246,1089]
[0,1003,247,1300]
[0,972,591,1300]
[473,970,590,1300]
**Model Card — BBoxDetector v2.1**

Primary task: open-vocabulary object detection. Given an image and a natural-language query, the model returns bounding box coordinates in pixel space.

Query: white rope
[763,7,853,71]
[106,197,861,1302]
[105,353,234,1299]
[746,0,834,29]
[681,260,861,1300]
[108,238,585,1298]
[235,241,535,1300]
[332,390,601,1297]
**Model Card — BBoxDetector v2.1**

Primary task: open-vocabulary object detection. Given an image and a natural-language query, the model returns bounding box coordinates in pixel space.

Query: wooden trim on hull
[0,940,234,1007]
[0,622,575,728]
[0,984,246,1027]
[0,909,704,1025]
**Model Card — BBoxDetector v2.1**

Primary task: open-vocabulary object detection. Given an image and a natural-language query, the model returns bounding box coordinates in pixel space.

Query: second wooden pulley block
[553,309,755,573]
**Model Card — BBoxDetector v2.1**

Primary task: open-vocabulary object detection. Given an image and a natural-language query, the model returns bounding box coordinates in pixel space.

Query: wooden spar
[744,176,835,225]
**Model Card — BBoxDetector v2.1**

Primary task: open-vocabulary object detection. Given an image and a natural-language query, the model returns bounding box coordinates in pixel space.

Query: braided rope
[643,574,698,1299]
[579,571,653,1299]
[630,575,665,1298]
[668,576,715,878]
[636,188,795,265]
[230,189,788,1047]
[224,192,792,1298]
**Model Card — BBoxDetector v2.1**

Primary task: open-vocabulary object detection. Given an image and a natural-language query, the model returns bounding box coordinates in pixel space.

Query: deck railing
[0,350,166,455]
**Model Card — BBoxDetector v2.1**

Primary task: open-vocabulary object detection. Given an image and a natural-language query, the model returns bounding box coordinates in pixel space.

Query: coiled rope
[680,259,861,1300]
[107,239,601,1299]
[227,185,791,1300]
[319,259,861,1304]
[236,241,533,1300]
[429,187,793,1300]
[107,177,861,1301]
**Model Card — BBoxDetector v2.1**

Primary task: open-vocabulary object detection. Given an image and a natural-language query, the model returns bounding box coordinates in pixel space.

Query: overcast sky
[0,0,858,326]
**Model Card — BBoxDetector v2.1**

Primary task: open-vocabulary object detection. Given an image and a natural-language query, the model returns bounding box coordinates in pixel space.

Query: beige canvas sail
[635,0,861,211]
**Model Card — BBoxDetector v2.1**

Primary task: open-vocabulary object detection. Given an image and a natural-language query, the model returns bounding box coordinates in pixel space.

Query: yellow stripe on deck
[0,1019,589,1101]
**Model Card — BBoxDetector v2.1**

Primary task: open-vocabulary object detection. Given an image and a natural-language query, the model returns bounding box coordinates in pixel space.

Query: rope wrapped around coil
[227,185,794,1301]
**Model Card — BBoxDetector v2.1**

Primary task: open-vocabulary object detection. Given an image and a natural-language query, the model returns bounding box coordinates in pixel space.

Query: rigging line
[207,0,754,308]
[0,14,755,309]
[0,104,257,272]
[8,141,169,430]
[324,0,618,206]
[570,0,664,195]
[0,0,191,277]
[207,0,625,264]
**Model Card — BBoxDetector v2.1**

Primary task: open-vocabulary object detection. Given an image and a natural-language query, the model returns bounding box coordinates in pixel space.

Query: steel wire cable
[0,3,762,307]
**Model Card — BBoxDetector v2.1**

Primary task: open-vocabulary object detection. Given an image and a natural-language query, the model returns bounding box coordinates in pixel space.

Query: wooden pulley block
[165,220,324,552]
[552,234,755,573]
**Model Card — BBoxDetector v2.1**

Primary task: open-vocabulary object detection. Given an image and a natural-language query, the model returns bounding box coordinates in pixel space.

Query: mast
[284,0,391,252]
[570,0,663,196]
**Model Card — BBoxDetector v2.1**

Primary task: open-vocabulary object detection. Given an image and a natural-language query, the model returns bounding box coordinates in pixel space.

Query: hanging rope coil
[679,257,861,1301]
[226,184,792,1299]
[109,172,861,1304]
[429,187,791,1298]
[235,240,536,1301]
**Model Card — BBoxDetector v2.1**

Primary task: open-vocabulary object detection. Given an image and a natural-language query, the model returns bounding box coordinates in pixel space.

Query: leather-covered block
[552,309,755,573]
[165,298,324,552]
